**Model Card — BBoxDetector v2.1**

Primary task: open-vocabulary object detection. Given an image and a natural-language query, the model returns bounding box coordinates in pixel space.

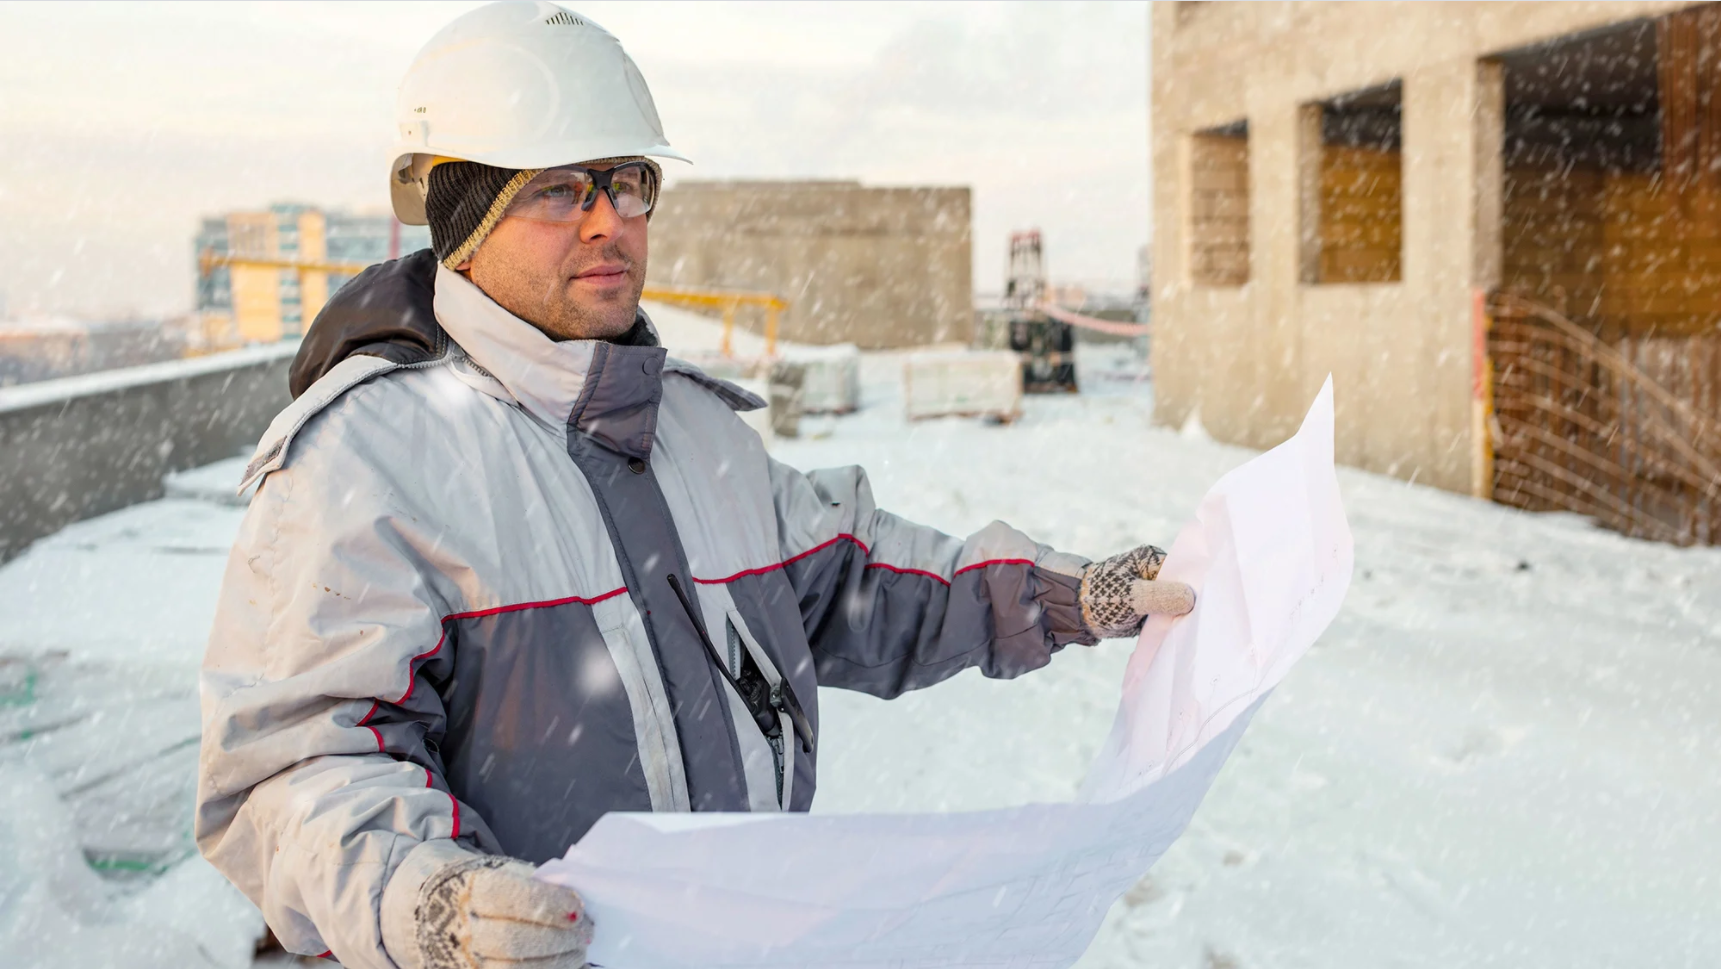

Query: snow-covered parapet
[0,341,297,563]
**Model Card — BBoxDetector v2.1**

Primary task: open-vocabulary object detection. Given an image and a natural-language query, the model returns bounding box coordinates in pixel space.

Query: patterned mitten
[416,854,592,969]
[1079,544,1195,639]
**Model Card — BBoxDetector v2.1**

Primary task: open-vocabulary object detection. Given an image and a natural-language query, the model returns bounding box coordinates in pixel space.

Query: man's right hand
[410,853,593,969]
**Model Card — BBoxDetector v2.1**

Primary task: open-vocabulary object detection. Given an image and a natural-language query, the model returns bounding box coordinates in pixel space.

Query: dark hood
[288,248,660,400]
[288,249,443,399]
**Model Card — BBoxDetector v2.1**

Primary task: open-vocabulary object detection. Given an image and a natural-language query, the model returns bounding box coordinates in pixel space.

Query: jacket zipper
[729,619,786,804]
[664,573,815,757]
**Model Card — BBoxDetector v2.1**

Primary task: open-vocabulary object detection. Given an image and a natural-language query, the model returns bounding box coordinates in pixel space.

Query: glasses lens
[608,163,655,219]
[505,164,656,222]
[507,168,596,222]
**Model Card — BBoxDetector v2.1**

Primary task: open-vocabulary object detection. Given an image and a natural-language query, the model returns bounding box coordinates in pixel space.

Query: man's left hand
[1079,544,1195,640]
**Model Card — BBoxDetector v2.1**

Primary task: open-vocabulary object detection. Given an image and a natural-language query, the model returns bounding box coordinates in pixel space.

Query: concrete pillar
[1149,108,1196,431]
[1296,103,1325,285]
[1472,60,1505,498]
[1404,60,1498,494]
[1246,99,1311,449]
[1473,61,1504,293]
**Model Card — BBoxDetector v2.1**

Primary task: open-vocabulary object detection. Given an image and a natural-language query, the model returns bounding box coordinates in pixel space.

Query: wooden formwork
[1486,293,1721,545]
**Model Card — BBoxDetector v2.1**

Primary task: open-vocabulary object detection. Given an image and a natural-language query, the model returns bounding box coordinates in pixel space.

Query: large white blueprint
[536,377,1354,969]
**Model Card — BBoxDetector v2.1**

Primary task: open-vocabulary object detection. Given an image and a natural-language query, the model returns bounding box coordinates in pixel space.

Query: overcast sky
[0,1,1150,319]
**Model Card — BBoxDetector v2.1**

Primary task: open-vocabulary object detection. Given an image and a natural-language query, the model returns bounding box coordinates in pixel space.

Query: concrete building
[646,180,972,349]
[1151,1,1721,519]
[195,207,429,347]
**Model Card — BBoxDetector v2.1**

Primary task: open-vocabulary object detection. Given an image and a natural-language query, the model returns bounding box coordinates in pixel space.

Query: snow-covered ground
[0,483,266,966]
[800,349,1721,968]
[2,310,1717,967]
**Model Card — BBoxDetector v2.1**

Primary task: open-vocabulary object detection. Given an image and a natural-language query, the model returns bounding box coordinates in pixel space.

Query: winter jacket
[195,250,1097,968]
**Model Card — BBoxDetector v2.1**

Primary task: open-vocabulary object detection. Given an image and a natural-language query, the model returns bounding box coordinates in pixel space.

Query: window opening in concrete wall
[1489,9,1721,544]
[1498,19,1660,326]
[1301,81,1404,285]
[1188,120,1250,287]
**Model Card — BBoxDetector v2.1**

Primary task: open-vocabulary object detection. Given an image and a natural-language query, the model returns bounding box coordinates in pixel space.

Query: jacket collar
[432,265,667,460]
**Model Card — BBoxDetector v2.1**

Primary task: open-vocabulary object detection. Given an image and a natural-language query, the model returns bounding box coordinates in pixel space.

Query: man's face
[461,162,648,341]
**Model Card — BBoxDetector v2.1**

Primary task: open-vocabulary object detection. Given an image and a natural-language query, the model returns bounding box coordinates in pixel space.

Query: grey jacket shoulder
[239,353,411,494]
[663,358,766,412]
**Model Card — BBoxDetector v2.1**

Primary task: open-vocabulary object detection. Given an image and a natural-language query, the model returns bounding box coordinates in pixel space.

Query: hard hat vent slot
[543,11,584,26]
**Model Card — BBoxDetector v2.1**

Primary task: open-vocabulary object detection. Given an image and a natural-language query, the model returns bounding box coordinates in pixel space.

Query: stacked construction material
[781,343,861,414]
[901,350,1022,422]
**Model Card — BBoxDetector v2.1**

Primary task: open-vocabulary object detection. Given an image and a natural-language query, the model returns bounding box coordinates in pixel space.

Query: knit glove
[412,854,593,969]
[1079,544,1195,639]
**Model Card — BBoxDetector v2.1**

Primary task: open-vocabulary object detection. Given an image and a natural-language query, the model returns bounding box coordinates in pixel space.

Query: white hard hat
[388,1,690,225]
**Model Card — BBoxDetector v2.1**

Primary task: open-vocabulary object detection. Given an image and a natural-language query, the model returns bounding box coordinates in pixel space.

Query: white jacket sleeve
[195,454,496,967]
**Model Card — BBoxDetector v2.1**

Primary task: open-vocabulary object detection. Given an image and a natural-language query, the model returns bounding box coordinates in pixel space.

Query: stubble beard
[537,245,646,342]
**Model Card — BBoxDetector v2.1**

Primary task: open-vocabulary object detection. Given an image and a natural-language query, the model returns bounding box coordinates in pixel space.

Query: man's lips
[574,264,628,283]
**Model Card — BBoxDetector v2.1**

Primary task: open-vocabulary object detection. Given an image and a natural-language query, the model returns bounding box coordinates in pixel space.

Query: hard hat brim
[390,153,430,226]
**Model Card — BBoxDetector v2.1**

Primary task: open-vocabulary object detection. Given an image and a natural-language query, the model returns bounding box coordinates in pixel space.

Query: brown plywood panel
[1317,143,1402,284]
[1190,132,1251,287]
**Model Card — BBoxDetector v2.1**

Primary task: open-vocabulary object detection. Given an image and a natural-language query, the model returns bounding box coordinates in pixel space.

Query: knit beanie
[426,162,539,269]
[425,158,660,269]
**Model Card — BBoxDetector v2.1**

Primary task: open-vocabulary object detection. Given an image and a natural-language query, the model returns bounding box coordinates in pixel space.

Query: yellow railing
[640,287,788,357]
[198,250,372,276]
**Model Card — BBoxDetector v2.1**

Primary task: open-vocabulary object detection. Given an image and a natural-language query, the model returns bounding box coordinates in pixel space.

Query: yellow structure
[641,287,787,357]
[195,207,430,350]
[213,208,330,344]
[195,251,368,353]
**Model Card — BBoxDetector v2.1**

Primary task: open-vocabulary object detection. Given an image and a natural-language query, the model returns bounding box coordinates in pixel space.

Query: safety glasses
[504,162,658,223]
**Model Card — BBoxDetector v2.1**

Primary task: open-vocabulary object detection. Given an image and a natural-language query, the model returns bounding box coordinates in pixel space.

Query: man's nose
[579,189,623,243]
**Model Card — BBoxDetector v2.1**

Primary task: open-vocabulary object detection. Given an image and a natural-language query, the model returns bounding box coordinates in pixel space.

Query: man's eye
[536,184,592,203]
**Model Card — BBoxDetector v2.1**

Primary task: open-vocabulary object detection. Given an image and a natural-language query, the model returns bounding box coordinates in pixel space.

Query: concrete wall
[646,180,973,349]
[0,343,296,562]
[1151,0,1689,494]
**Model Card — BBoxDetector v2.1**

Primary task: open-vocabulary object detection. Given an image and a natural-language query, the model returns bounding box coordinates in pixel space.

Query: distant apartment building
[195,205,429,347]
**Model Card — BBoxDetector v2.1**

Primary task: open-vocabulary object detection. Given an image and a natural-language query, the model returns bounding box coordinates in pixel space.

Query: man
[196,4,1194,968]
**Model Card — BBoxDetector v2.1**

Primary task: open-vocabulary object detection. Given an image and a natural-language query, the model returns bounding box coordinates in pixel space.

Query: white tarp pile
[537,377,1355,968]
